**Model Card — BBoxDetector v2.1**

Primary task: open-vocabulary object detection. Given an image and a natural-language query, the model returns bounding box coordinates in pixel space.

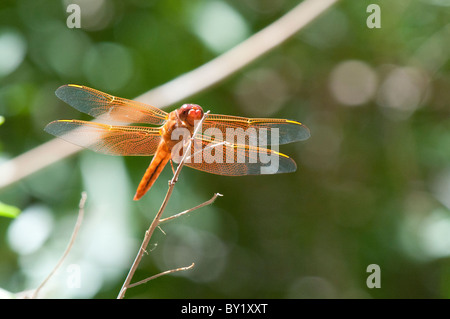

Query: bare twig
[31,192,87,299]
[134,0,339,106]
[159,193,223,224]
[0,0,338,190]
[127,263,195,289]
[117,112,210,299]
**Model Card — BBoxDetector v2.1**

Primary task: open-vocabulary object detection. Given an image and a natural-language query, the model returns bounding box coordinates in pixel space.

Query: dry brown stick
[0,0,338,191]
[117,112,210,299]
[127,263,195,289]
[134,0,340,106]
[31,192,87,299]
[159,193,223,224]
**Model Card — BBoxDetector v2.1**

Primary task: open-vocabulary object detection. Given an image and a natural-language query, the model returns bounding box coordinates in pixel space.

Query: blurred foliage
[0,0,449,299]
[0,202,20,218]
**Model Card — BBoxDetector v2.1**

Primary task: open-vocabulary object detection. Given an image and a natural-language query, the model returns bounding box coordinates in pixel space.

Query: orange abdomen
[133,141,171,200]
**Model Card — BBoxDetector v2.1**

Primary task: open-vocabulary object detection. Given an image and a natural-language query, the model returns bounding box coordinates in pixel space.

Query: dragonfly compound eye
[179,104,204,126]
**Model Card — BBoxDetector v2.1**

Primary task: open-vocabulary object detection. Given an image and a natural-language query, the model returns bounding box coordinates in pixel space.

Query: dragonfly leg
[170,159,175,174]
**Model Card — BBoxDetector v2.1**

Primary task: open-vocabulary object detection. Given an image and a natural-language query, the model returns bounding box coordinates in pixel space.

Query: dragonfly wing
[45,120,161,156]
[55,84,168,125]
[202,114,310,145]
[181,137,297,176]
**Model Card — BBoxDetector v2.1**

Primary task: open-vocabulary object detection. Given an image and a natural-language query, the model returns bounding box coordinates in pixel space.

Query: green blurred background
[0,0,449,299]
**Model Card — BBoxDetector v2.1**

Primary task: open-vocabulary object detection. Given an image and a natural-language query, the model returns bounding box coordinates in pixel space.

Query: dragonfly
[45,84,310,200]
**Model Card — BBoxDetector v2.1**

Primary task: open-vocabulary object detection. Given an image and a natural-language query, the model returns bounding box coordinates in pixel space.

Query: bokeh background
[0,0,449,299]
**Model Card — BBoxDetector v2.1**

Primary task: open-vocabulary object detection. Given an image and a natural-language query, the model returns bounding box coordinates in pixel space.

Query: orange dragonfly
[45,84,310,200]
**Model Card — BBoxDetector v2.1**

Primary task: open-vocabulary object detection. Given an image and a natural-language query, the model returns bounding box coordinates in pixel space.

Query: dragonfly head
[178,104,204,126]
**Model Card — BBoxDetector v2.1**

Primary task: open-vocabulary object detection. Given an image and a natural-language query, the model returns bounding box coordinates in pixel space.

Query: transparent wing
[176,137,297,176]
[202,114,310,145]
[55,84,168,125]
[45,120,161,156]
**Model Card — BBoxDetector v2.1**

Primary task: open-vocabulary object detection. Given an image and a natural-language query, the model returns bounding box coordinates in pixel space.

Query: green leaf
[0,116,4,126]
[0,202,21,218]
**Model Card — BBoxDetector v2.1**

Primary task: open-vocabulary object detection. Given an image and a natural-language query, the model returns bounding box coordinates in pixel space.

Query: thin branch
[159,193,223,225]
[134,0,339,106]
[31,192,87,299]
[127,263,195,289]
[0,0,338,190]
[117,112,210,299]
[185,140,228,164]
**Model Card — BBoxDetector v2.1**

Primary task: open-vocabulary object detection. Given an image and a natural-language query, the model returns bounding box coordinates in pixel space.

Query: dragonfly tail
[134,149,171,200]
